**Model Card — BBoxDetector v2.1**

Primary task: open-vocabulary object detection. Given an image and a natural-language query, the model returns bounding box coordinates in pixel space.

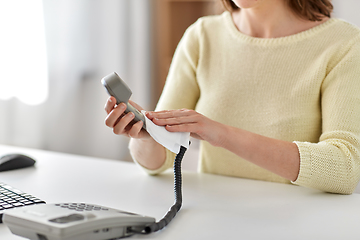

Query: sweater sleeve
[133,20,201,175]
[293,34,360,194]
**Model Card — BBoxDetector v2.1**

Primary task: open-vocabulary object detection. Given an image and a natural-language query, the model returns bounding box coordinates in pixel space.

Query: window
[0,0,48,105]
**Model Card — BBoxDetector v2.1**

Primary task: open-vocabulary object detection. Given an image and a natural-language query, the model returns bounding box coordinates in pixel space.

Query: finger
[150,109,193,119]
[127,120,144,138]
[104,103,127,127]
[128,100,144,111]
[152,113,197,126]
[165,122,198,133]
[113,112,135,135]
[145,111,157,120]
[104,96,117,114]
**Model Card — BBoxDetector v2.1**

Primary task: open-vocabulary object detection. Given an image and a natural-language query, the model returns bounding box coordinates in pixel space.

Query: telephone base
[3,203,155,240]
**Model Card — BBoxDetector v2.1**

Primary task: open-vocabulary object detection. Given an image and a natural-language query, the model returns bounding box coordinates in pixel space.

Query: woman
[104,0,360,194]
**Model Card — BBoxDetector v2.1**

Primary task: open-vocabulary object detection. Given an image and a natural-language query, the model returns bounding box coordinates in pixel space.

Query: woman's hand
[104,97,150,139]
[146,108,300,180]
[147,109,227,147]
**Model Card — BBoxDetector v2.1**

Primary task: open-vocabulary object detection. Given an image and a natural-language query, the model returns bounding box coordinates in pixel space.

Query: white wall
[42,0,152,161]
[0,0,152,161]
[332,0,360,27]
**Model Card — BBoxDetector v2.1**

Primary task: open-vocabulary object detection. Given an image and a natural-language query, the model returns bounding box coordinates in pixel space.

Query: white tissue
[142,110,190,153]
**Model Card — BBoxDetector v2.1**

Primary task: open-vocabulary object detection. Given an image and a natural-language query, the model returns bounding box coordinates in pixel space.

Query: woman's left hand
[148,109,300,181]
[146,109,227,147]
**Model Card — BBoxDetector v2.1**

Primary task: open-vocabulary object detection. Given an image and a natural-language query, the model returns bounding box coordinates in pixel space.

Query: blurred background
[0,0,358,169]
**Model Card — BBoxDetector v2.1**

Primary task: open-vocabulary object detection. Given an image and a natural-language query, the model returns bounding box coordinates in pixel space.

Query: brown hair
[221,0,333,21]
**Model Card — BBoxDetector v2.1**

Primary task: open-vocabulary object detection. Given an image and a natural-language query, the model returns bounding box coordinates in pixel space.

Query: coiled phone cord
[131,145,187,235]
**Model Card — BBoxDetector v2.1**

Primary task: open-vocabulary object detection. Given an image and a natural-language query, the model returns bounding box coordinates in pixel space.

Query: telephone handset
[101,72,146,130]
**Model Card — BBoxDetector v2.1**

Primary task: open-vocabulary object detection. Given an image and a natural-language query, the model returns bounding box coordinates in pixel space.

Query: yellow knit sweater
[139,11,360,194]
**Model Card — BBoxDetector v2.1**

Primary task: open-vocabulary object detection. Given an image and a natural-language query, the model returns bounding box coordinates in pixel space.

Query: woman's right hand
[104,96,150,139]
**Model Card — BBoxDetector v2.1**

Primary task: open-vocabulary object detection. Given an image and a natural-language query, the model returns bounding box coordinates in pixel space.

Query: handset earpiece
[101,72,146,130]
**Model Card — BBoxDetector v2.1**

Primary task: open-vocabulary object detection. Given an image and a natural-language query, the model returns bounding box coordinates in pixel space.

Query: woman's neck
[231,1,329,38]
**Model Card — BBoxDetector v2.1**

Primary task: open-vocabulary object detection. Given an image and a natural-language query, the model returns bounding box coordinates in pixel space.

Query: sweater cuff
[291,141,312,186]
[133,148,175,175]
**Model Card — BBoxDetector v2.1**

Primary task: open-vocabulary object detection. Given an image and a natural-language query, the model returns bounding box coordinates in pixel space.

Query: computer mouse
[0,154,36,172]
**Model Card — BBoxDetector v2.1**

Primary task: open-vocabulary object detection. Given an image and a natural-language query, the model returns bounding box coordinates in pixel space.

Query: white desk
[0,144,360,240]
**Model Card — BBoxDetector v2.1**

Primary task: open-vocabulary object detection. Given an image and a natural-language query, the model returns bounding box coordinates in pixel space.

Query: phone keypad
[55,203,109,212]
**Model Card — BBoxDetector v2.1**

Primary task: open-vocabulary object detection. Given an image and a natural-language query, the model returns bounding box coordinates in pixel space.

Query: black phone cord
[132,145,187,234]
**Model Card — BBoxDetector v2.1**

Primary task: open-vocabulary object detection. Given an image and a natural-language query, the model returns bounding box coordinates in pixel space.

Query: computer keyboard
[0,182,46,223]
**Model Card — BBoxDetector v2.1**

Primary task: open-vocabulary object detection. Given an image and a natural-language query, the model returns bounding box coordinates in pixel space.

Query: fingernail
[119,103,126,110]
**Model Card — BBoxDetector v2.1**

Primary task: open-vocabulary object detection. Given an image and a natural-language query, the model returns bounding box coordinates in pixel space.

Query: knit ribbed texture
[136,12,360,194]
